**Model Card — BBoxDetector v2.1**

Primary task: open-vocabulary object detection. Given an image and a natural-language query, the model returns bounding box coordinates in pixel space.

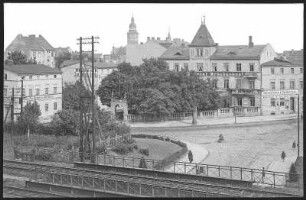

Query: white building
[4,64,62,123]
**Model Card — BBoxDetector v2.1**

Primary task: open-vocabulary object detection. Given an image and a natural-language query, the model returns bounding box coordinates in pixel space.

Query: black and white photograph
[3,2,304,198]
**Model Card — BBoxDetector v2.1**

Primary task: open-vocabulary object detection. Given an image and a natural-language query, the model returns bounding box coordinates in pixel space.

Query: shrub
[139,148,149,156]
[165,137,170,142]
[35,139,55,148]
[96,144,107,154]
[133,144,138,150]
[111,144,133,155]
[289,163,298,182]
[35,151,53,161]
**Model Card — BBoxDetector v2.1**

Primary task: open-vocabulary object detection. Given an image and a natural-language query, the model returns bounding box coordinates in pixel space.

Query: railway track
[3,159,301,197]
[3,185,69,198]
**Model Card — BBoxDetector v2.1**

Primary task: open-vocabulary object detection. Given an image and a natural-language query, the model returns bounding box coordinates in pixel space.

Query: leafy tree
[96,58,222,117]
[5,50,37,65]
[18,101,41,134]
[55,51,72,69]
[50,109,80,136]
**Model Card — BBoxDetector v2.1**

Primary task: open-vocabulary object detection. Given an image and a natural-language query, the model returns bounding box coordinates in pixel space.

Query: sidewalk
[128,114,298,128]
[165,141,209,172]
[267,156,297,173]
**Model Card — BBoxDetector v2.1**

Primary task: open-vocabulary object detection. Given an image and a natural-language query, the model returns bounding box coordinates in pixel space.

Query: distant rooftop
[4,64,62,75]
[160,45,190,60]
[262,57,294,67]
[283,49,303,66]
[210,45,267,60]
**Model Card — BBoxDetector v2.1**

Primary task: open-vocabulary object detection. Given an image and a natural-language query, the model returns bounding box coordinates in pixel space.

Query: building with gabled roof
[5,34,56,68]
[4,64,62,123]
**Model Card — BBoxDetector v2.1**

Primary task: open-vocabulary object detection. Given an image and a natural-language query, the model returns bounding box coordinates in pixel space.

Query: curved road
[132,119,303,171]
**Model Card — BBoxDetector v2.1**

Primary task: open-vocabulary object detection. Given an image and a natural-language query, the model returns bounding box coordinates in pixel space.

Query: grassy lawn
[109,138,183,161]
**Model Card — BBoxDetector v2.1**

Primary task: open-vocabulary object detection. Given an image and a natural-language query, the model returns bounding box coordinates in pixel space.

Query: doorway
[290,97,295,112]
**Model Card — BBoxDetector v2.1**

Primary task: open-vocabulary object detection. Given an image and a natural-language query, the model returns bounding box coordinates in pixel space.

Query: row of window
[190,48,210,57]
[271,67,303,74]
[235,97,255,107]
[43,102,58,112]
[271,98,286,107]
[3,87,59,97]
[211,79,254,89]
[196,63,254,72]
[33,51,54,57]
[270,80,303,90]
[4,74,59,81]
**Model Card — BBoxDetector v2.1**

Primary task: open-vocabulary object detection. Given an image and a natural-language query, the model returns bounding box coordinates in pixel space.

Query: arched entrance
[110,99,128,121]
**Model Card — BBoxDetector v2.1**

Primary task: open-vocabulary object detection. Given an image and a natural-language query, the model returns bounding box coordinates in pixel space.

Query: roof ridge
[190,24,216,47]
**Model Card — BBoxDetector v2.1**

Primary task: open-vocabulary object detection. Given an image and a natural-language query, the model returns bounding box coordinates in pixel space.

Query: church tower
[127,16,139,45]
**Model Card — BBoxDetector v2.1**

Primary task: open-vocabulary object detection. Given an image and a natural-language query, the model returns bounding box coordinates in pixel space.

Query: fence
[125,107,261,122]
[15,147,302,190]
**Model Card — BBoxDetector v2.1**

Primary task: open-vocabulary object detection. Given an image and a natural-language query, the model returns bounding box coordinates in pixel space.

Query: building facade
[261,57,303,115]
[5,34,56,68]
[161,19,277,115]
[4,64,62,123]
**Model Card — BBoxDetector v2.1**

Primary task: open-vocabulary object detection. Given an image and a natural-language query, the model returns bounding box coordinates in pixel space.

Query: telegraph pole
[11,88,15,123]
[20,77,24,118]
[297,94,300,157]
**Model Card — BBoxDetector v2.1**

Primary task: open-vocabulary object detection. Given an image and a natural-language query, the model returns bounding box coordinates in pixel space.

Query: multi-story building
[261,56,303,115]
[161,19,277,115]
[60,60,117,108]
[5,34,55,68]
[4,64,62,123]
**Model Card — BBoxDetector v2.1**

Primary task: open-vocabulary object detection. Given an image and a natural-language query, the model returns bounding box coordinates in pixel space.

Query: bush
[289,163,298,182]
[133,144,138,150]
[35,151,53,161]
[139,148,149,156]
[165,137,170,142]
[35,139,55,148]
[111,144,133,155]
[96,144,107,154]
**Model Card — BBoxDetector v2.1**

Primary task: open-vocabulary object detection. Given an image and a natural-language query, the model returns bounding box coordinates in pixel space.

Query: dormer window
[212,63,217,71]
[175,52,182,56]
[228,51,236,55]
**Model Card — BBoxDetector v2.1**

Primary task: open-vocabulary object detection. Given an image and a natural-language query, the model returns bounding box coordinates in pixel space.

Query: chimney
[17,34,22,39]
[29,34,35,38]
[152,37,155,40]
[39,34,43,38]
[249,36,254,47]
[157,37,160,40]
[147,37,150,41]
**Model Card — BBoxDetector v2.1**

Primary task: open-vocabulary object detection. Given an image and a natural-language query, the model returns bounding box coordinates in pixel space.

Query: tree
[96,58,222,117]
[289,163,298,182]
[5,50,37,65]
[18,101,41,135]
[55,51,72,69]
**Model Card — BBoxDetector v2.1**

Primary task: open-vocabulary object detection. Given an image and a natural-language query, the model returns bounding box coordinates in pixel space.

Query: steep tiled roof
[4,64,62,75]
[190,24,216,47]
[158,42,173,49]
[160,45,190,60]
[60,60,117,69]
[262,57,294,67]
[6,34,54,52]
[210,45,266,60]
[283,50,303,66]
[60,60,80,68]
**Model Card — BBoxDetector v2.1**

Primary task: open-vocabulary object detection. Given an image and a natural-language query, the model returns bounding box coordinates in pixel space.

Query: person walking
[281,151,286,162]
[292,141,296,151]
[188,150,193,163]
[261,167,265,183]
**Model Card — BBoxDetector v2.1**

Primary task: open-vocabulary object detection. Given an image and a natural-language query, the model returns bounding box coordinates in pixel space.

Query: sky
[4,3,304,54]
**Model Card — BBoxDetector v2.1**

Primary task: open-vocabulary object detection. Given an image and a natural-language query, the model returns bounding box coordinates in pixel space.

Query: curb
[131,117,297,130]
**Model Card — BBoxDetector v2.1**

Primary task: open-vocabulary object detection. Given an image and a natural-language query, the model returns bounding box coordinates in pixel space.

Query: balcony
[244,72,257,79]
[229,88,260,96]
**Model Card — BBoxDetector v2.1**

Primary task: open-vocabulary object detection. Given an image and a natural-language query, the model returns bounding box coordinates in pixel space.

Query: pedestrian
[188,150,193,163]
[139,157,147,169]
[292,141,296,151]
[261,167,265,183]
[281,151,286,162]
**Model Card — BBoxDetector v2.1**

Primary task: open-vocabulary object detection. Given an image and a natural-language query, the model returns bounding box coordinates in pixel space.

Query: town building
[261,56,303,115]
[161,18,277,115]
[4,64,62,123]
[5,34,56,68]
[54,47,73,57]
[60,60,118,108]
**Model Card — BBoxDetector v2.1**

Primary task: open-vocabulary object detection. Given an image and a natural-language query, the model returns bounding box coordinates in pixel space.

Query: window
[4,73,7,80]
[280,68,284,74]
[250,97,255,106]
[53,87,57,94]
[224,79,229,89]
[271,68,274,74]
[236,63,241,71]
[213,79,218,89]
[205,49,209,56]
[197,48,203,56]
[291,68,294,74]
[290,80,295,89]
[54,75,57,78]
[45,87,49,94]
[197,63,203,72]
[174,63,179,72]
[249,63,254,72]
[36,88,40,95]
[300,81,303,89]
[280,98,285,106]
[54,102,57,110]
[184,63,189,70]
[236,79,242,89]
[248,80,255,89]
[45,103,48,112]
[4,88,7,97]
[29,89,33,96]
[270,98,276,107]
[224,63,229,72]
[237,98,243,106]
[270,81,275,90]
[280,80,285,90]
[212,63,217,71]
[33,52,36,57]
[300,68,303,74]
[29,75,32,79]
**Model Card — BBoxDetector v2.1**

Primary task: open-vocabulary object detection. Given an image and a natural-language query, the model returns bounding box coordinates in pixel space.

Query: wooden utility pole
[11,88,14,123]
[78,37,84,162]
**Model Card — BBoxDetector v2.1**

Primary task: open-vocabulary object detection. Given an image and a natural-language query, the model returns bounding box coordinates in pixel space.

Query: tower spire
[201,14,205,25]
